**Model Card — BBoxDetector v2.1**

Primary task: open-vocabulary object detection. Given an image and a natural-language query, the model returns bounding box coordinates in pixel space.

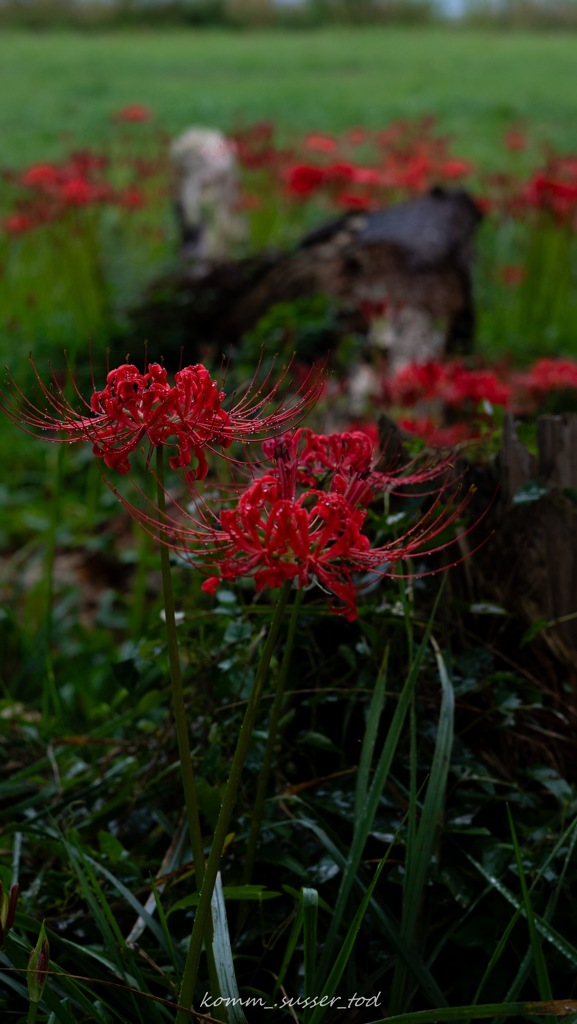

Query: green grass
[1,26,577,168]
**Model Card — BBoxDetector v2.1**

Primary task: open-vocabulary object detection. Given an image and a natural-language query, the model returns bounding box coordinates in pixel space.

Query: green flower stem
[154,454,224,1015]
[175,579,293,1023]
[155,447,206,887]
[242,587,303,889]
[130,520,152,641]
[155,449,225,1019]
[41,444,64,724]
[26,1002,38,1024]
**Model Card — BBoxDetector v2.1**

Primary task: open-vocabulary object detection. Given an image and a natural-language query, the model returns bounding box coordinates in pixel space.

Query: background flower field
[2,24,577,1024]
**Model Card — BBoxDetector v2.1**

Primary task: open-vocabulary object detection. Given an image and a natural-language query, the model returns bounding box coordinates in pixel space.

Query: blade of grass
[150,876,182,986]
[272,890,305,1001]
[354,643,389,820]
[365,999,577,1024]
[63,836,156,1023]
[302,887,319,1012]
[316,584,445,988]
[506,805,553,1003]
[500,816,577,1007]
[210,873,248,1024]
[309,854,390,1024]
[296,809,446,1007]
[466,853,577,970]
[67,842,170,953]
[390,635,455,1012]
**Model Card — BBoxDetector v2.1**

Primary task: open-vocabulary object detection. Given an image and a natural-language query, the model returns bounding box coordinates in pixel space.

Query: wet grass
[1,26,577,167]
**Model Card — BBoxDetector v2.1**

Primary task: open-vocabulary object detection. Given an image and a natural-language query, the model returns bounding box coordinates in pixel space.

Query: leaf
[169,885,280,914]
[521,617,550,646]
[309,856,389,1024]
[365,999,577,1024]
[512,481,549,505]
[211,873,248,1024]
[390,634,455,1012]
[507,806,553,1004]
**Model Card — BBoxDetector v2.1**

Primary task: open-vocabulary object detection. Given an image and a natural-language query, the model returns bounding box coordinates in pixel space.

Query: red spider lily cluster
[520,155,577,222]
[122,424,471,622]
[2,355,473,620]
[232,116,474,213]
[375,355,577,447]
[2,107,165,236]
[1,357,327,479]
[386,360,512,411]
[476,153,577,228]
[4,111,577,260]
[231,118,577,234]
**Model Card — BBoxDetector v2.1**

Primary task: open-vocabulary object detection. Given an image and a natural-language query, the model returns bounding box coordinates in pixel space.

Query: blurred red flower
[285,164,325,196]
[304,133,339,154]
[504,128,526,152]
[113,104,153,123]
[500,264,526,286]
[3,213,35,235]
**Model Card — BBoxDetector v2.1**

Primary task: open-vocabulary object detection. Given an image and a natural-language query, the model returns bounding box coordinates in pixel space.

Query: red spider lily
[201,469,472,620]
[335,191,369,210]
[20,163,61,189]
[285,164,326,197]
[3,212,35,235]
[323,162,357,184]
[20,156,109,199]
[304,133,339,154]
[512,357,577,402]
[440,365,511,410]
[387,361,447,406]
[9,149,144,231]
[231,121,278,171]
[398,417,478,448]
[500,263,526,286]
[1,357,326,478]
[60,177,110,206]
[112,104,153,123]
[387,361,511,411]
[521,166,577,221]
[117,430,472,621]
[116,186,146,209]
[504,128,527,152]
[263,427,454,506]
[203,486,373,620]
[441,159,473,180]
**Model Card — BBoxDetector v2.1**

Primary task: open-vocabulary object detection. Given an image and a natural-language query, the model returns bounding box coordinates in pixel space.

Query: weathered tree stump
[122,183,483,371]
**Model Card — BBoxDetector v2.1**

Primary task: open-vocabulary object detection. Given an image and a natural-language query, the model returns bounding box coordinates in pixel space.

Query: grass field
[2,26,577,167]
